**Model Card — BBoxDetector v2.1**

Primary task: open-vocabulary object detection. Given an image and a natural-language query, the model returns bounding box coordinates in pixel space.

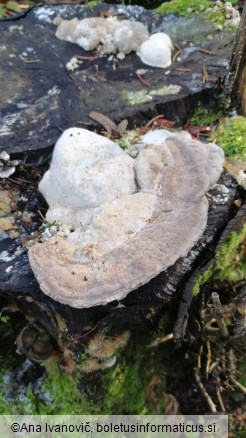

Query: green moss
[193,264,214,295]
[40,361,92,414]
[121,85,180,106]
[121,89,152,105]
[193,223,246,294]
[87,0,103,10]
[237,357,246,388]
[155,0,214,17]
[155,0,239,29]
[0,313,165,415]
[0,357,92,414]
[190,106,223,126]
[101,346,165,414]
[209,116,246,160]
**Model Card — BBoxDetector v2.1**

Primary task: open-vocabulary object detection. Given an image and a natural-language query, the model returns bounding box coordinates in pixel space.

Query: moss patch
[0,316,166,415]
[121,85,180,106]
[193,223,246,294]
[155,1,239,29]
[190,106,223,126]
[209,116,246,160]
[156,0,213,17]
[87,0,103,10]
[100,345,165,414]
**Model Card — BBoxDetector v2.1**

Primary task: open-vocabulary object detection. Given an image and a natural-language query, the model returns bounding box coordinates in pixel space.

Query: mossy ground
[0,327,166,414]
[190,106,223,126]
[193,223,246,295]
[209,116,246,160]
[191,110,246,296]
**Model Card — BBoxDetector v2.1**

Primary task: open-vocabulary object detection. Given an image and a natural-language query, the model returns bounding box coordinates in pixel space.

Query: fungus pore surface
[28,128,224,308]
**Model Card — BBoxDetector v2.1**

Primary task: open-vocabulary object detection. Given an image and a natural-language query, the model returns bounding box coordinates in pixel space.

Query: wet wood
[0,3,237,154]
[224,0,246,114]
[0,161,244,351]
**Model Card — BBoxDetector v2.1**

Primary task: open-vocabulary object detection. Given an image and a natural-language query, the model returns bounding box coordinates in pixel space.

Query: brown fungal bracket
[28,128,224,308]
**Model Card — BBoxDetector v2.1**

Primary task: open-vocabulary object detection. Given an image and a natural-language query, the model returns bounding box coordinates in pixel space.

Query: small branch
[75,55,99,61]
[136,72,150,87]
[199,48,217,56]
[173,45,182,62]
[194,368,217,413]
[229,376,246,394]
[145,115,164,128]
[175,68,192,72]
[147,333,174,348]
[216,384,226,412]
[209,292,230,338]
[209,360,220,374]
[206,340,212,378]
[202,65,209,83]
[38,209,46,222]
[225,349,236,375]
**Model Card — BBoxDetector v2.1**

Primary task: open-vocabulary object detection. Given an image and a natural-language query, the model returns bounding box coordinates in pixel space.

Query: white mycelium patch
[55,16,149,57]
[54,16,176,69]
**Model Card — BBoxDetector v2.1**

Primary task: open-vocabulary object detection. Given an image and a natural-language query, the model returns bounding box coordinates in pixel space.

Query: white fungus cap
[137,32,173,68]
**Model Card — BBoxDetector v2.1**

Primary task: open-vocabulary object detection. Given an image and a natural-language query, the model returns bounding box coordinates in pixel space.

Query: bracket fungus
[28,128,224,308]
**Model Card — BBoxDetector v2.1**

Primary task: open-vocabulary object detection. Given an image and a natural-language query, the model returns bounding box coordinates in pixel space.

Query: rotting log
[0,4,245,363]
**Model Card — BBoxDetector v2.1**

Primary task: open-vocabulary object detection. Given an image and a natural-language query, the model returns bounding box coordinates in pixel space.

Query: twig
[145,115,164,128]
[173,45,182,62]
[75,55,99,61]
[209,360,220,373]
[209,292,230,338]
[136,72,150,87]
[216,384,226,412]
[225,349,236,375]
[194,368,217,413]
[38,209,46,222]
[70,324,98,341]
[8,177,30,184]
[229,376,246,394]
[197,344,203,370]
[203,65,209,83]
[199,48,217,55]
[176,68,192,72]
[147,333,174,348]
[206,340,212,378]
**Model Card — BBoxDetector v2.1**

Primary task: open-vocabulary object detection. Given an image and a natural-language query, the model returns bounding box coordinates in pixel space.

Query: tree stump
[0,3,245,362]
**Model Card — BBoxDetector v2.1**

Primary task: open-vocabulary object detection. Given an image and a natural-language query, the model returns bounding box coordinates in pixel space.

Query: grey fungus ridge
[28,128,225,309]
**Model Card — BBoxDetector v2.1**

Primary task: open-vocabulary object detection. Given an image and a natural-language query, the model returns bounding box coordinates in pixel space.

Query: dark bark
[224,0,246,114]
[0,3,236,153]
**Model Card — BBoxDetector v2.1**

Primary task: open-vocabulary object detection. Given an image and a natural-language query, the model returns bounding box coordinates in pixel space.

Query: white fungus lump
[54,16,173,68]
[28,128,225,308]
